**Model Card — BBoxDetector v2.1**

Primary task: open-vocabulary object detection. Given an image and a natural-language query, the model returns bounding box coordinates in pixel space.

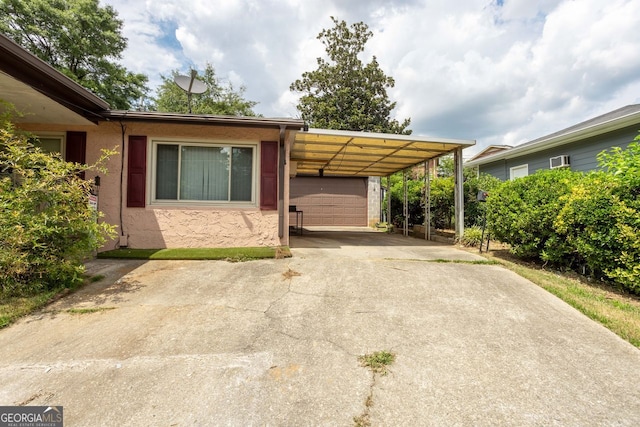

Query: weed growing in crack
[87,274,106,283]
[282,267,302,280]
[353,413,371,427]
[66,307,116,314]
[353,350,396,426]
[358,350,396,376]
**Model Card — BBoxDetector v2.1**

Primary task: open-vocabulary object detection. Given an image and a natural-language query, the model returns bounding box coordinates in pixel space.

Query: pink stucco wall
[20,121,293,250]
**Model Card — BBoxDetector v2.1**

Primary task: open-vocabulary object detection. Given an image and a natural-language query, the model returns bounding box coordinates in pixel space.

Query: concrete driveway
[1,229,640,426]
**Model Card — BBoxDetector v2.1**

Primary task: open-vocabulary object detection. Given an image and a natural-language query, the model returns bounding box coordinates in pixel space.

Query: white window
[31,133,65,156]
[509,164,529,180]
[151,140,256,205]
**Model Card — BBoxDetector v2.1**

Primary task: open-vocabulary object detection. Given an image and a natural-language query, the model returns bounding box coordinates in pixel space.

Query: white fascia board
[466,112,640,166]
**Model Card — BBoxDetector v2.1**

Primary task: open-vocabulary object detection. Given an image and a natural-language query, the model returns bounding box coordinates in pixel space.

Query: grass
[67,306,116,314]
[97,246,291,261]
[0,287,65,329]
[480,249,640,348]
[358,350,396,376]
[0,272,105,329]
[383,258,499,265]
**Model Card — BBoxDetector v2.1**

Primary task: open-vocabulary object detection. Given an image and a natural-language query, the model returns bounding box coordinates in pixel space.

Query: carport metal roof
[291,128,475,177]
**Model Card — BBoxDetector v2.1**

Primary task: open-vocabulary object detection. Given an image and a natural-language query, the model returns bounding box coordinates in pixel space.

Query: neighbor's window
[153,141,255,203]
[509,164,528,180]
[31,135,64,155]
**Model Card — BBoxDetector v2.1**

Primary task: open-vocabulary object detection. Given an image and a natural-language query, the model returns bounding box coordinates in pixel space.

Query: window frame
[31,132,66,157]
[509,164,529,180]
[149,138,258,207]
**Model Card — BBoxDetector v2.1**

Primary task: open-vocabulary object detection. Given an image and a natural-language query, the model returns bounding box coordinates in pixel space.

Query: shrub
[556,139,640,293]
[486,168,581,263]
[464,173,502,227]
[0,110,116,296]
[429,176,454,229]
[458,226,483,247]
[385,172,424,227]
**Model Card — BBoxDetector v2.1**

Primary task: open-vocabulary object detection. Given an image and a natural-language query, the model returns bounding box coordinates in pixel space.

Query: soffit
[291,128,475,177]
[0,71,97,125]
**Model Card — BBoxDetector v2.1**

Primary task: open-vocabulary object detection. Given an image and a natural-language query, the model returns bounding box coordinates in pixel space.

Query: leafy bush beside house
[0,109,116,296]
[486,137,640,294]
[486,168,582,262]
[555,140,640,293]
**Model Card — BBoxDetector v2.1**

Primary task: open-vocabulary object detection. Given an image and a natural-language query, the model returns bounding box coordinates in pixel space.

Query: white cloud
[101,0,640,154]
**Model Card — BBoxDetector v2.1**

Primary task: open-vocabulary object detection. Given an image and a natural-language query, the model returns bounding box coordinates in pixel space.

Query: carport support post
[424,161,430,241]
[386,175,391,229]
[403,169,408,237]
[454,147,464,239]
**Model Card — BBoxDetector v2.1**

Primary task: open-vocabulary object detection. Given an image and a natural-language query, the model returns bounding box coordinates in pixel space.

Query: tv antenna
[174,70,207,113]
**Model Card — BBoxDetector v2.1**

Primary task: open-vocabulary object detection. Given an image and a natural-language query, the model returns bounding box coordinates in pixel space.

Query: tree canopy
[155,64,258,116]
[290,17,411,134]
[0,0,148,110]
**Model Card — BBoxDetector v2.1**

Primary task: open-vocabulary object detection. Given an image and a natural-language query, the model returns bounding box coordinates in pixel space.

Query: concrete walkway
[1,230,640,426]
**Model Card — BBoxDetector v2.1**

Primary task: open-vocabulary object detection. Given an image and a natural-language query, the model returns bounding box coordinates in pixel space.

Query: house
[1,34,474,249]
[465,105,640,180]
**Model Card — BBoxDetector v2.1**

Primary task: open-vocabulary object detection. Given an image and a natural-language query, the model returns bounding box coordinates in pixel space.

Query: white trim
[148,138,258,207]
[465,108,640,167]
[509,164,529,180]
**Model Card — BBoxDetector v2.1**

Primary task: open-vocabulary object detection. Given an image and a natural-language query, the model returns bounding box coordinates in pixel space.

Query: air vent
[550,155,570,169]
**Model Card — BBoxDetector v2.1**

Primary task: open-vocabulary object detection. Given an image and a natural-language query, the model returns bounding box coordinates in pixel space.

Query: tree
[0,103,116,295]
[155,64,258,116]
[0,0,148,109]
[290,17,411,134]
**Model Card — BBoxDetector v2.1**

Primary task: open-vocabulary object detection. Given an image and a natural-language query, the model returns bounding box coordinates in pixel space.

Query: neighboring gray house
[466,105,640,180]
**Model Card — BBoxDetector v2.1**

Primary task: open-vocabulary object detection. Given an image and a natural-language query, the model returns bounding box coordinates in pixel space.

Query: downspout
[118,120,127,247]
[278,125,286,238]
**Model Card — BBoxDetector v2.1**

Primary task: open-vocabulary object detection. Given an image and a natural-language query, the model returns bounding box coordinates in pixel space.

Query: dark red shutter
[66,131,86,179]
[260,141,278,210]
[127,135,147,208]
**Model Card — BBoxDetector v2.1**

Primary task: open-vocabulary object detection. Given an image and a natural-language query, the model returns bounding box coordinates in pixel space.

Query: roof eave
[0,34,109,122]
[466,111,640,166]
[102,110,305,129]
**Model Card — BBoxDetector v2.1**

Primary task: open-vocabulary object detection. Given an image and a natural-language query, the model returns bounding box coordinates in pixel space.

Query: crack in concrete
[354,372,377,426]
[246,265,359,360]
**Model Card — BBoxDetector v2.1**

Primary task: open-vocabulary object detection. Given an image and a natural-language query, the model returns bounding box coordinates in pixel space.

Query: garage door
[290,177,368,226]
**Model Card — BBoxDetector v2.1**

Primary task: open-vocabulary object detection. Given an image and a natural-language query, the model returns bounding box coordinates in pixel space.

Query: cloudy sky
[101,0,640,155]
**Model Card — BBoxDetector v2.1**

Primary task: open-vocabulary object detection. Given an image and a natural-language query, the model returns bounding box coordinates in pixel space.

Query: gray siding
[480,160,508,181]
[479,125,637,180]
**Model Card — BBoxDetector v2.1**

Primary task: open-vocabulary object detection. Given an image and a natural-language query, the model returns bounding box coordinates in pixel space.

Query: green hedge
[486,168,581,262]
[556,141,640,293]
[486,138,640,294]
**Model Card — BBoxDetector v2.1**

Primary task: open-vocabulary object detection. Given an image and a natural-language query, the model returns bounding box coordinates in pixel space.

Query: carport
[289,128,475,238]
